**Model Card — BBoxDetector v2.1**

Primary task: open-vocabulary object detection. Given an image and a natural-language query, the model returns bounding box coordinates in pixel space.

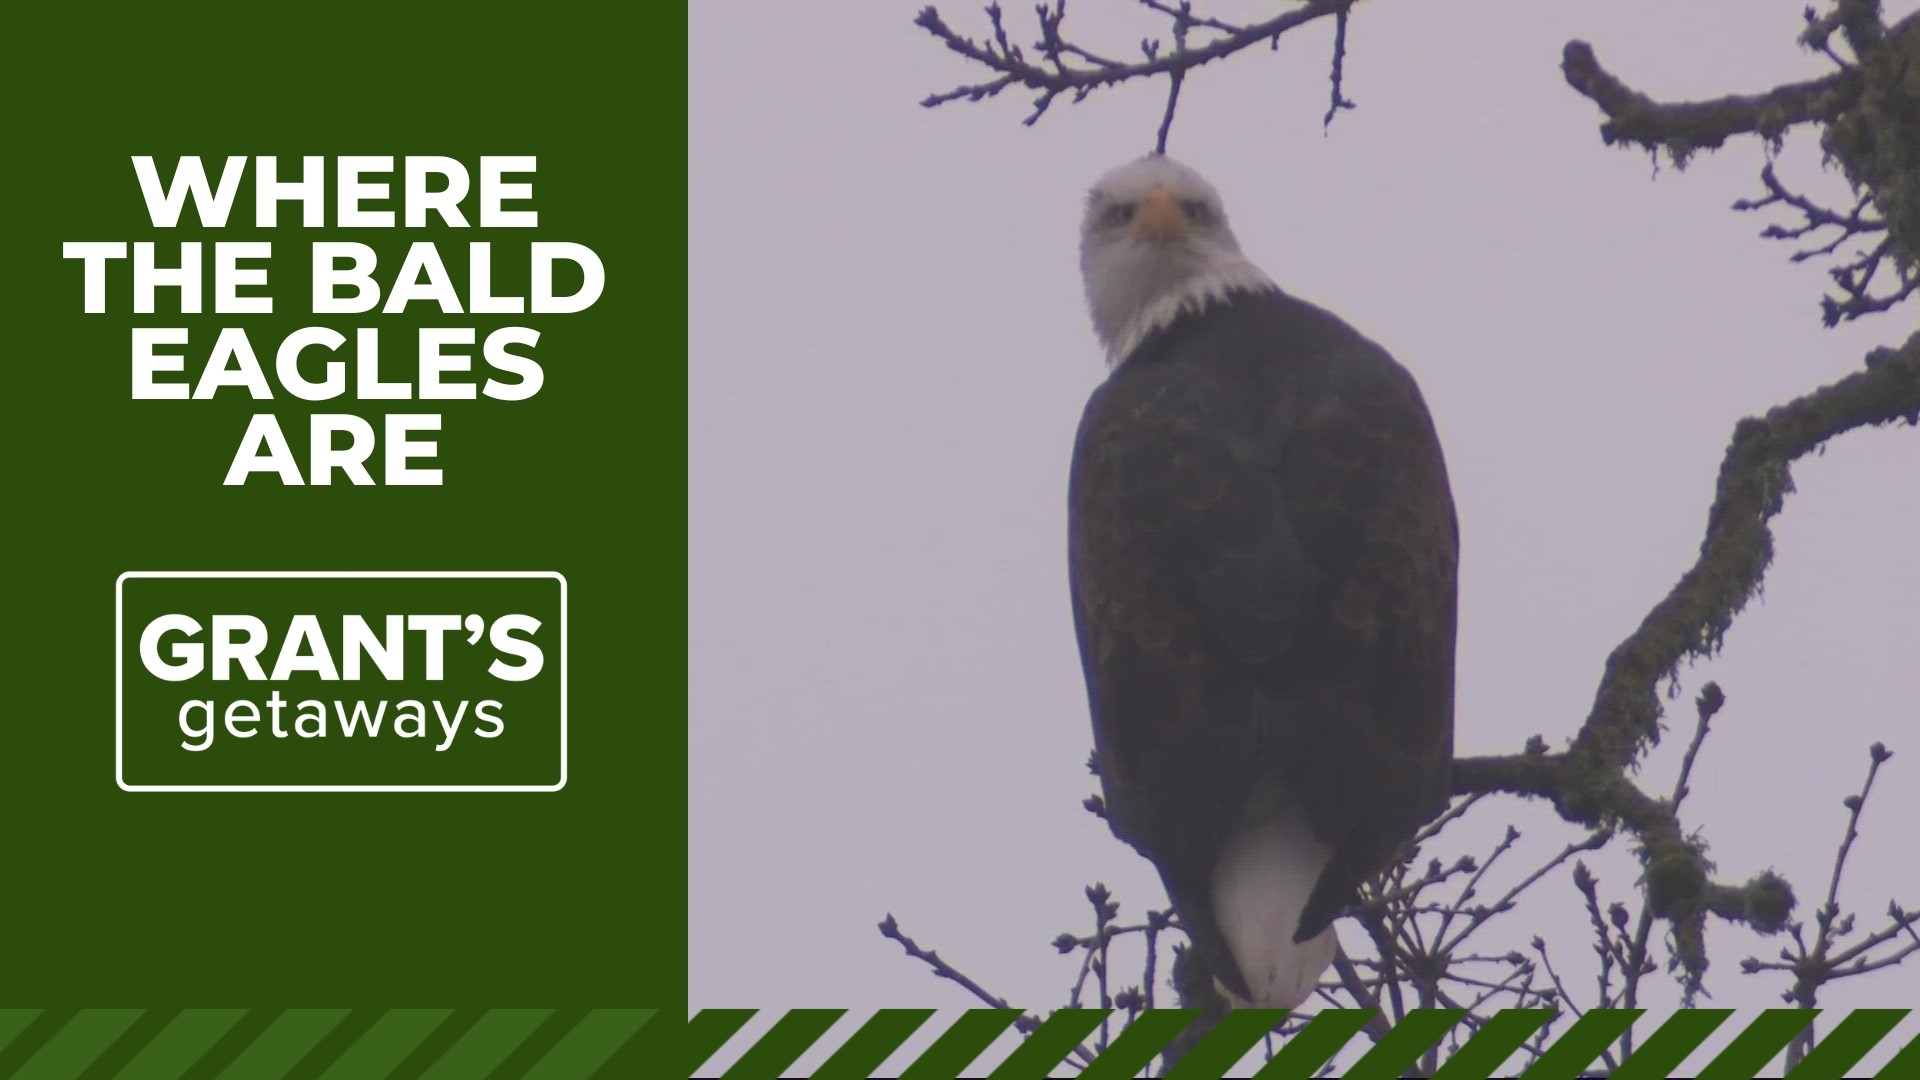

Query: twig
[1437,831,1613,955]
[1670,682,1725,810]
[1332,945,1395,1044]
[915,0,1354,138]
[1323,6,1355,128]
[880,913,1099,1069]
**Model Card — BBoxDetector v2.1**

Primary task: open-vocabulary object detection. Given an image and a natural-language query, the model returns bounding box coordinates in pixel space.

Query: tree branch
[1453,331,1920,987]
[915,0,1354,134]
[1579,329,1920,769]
[879,913,1100,1068]
[1564,7,1918,325]
[1560,40,1861,156]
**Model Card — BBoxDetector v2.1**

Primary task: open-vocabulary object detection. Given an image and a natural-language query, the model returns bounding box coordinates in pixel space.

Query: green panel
[4,1,685,1012]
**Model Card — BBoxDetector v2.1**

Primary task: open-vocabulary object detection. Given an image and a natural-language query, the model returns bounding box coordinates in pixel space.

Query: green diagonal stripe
[810,1009,934,1080]
[117,1009,249,1080]
[0,1009,75,1078]
[522,1010,653,1080]
[13,1009,145,1080]
[722,1009,845,1079]
[1249,1009,1373,1078]
[1171,1010,1286,1079]
[75,1007,177,1080]
[893,1010,1021,1080]
[1079,1009,1197,1080]
[1432,1009,1555,1079]
[1165,1009,1284,1078]
[586,1019,651,1080]
[213,1008,350,1080]
[418,1009,554,1080]
[386,1009,487,1080]
[986,1011,1107,1079]
[477,1008,582,1080]
[1789,1009,1908,1080]
[1878,1032,1919,1077]
[2,1007,1906,1079]
[688,1010,756,1076]
[314,1009,454,1080]
[1522,1009,1640,1078]
[1343,1008,1465,1080]
[280,1008,384,1080]
[0,1011,46,1057]
[1695,1010,1816,1080]
[1610,1008,1732,1080]
[178,1009,282,1080]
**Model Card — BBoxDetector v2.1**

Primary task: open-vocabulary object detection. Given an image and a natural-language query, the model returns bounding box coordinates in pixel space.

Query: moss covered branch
[1565,6,1919,324]
[1560,40,1860,154]
[1456,331,1920,989]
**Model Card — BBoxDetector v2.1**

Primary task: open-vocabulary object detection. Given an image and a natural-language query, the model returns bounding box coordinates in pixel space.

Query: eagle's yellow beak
[1132,187,1187,242]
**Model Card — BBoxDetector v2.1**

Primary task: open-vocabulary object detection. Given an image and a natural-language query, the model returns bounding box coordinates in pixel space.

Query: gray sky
[691,0,1920,1073]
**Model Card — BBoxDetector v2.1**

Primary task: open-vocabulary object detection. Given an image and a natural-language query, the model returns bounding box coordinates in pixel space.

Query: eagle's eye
[1098,201,1135,229]
[1182,199,1214,226]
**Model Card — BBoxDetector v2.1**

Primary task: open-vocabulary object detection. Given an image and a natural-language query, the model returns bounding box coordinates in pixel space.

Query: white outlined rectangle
[115,570,568,793]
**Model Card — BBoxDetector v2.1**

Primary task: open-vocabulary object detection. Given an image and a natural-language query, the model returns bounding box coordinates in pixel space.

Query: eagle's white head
[1079,154,1277,365]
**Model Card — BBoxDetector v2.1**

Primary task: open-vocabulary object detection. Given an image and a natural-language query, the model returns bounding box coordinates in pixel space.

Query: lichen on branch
[1457,330,1920,990]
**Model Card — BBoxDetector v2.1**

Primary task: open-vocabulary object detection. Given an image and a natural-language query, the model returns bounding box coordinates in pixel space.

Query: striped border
[5,1009,1911,1077]
[0,1009,651,1080]
[688,1008,1918,1078]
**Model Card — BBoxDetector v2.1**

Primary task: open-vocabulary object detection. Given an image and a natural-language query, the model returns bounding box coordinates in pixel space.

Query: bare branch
[1732,163,1915,327]
[879,912,1018,1010]
[1324,7,1356,129]
[880,913,1101,1070]
[1776,741,1907,1065]
[915,0,1355,138]
[1669,682,1725,810]
[1331,946,1394,1044]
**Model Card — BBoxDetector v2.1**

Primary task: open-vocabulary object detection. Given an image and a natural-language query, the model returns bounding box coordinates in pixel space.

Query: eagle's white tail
[1210,807,1338,1011]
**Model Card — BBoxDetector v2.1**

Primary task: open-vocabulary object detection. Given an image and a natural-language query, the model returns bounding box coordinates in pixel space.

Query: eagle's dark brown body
[1068,287,1457,1002]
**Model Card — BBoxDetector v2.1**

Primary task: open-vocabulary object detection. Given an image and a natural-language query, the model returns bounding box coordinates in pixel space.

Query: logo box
[115,570,568,792]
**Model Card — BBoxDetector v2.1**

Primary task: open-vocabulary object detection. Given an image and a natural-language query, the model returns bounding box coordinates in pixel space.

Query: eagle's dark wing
[1068,289,1456,997]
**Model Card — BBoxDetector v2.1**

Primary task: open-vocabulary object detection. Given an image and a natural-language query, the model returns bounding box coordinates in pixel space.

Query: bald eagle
[1069,155,1457,1011]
